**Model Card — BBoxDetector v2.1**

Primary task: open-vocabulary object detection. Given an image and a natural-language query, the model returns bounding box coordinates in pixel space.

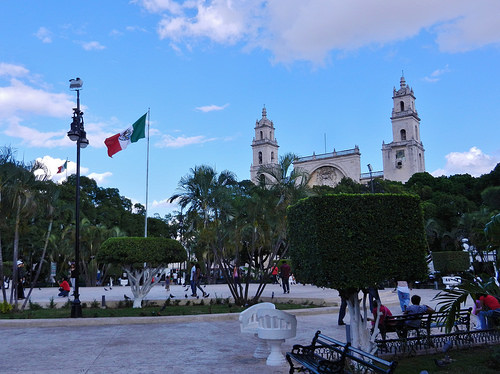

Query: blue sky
[1,0,499,218]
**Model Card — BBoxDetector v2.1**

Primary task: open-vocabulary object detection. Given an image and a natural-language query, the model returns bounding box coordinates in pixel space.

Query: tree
[97,237,186,308]
[288,194,428,351]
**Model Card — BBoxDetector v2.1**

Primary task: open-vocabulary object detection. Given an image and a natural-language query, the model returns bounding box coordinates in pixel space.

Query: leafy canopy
[287,194,428,292]
[98,237,186,268]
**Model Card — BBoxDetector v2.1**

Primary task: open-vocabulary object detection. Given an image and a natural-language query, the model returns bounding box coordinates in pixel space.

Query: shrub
[0,301,13,314]
[432,251,471,274]
[28,301,43,310]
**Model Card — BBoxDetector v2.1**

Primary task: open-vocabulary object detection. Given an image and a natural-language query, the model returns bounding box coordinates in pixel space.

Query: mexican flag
[104,113,147,157]
[57,161,67,174]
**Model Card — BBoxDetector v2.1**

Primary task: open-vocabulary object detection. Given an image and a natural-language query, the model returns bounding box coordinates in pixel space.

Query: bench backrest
[239,302,276,334]
[257,308,297,340]
[345,345,398,374]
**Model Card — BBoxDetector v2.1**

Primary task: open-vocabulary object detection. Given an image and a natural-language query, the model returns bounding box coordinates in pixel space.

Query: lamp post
[67,78,88,318]
[367,164,374,193]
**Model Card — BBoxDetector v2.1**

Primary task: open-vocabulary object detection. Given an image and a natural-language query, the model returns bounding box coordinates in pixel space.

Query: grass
[394,345,500,373]
[0,300,320,319]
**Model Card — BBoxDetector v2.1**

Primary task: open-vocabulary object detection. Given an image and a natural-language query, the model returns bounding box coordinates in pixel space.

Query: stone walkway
[0,284,471,373]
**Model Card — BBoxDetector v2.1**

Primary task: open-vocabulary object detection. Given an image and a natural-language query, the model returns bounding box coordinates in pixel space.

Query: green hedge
[432,251,470,274]
[287,194,428,291]
[98,237,186,268]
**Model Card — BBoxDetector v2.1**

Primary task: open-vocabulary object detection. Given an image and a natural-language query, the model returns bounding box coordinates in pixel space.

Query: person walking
[271,265,279,284]
[195,264,209,298]
[16,260,26,300]
[338,295,347,325]
[189,262,197,297]
[280,260,291,294]
[397,280,411,312]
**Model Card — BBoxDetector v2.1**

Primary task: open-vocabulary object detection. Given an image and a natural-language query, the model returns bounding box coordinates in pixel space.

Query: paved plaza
[0,283,475,373]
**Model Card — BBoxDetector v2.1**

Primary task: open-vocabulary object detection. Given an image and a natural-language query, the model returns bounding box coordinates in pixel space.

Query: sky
[1,0,499,218]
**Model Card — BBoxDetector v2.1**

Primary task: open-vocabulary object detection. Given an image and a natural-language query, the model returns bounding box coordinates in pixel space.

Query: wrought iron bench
[344,345,398,374]
[376,308,472,346]
[286,330,350,373]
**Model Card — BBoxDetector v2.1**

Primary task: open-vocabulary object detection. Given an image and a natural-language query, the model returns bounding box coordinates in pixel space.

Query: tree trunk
[0,229,6,302]
[10,196,21,308]
[125,266,162,308]
[346,291,377,352]
[22,219,52,310]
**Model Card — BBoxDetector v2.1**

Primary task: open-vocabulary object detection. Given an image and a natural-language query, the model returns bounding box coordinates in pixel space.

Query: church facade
[250,76,426,186]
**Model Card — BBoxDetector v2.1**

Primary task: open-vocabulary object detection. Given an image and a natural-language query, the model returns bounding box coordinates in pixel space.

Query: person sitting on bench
[368,299,392,339]
[475,293,500,330]
[404,295,434,328]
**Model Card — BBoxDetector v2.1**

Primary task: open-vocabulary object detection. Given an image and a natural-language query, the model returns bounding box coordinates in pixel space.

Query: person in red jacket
[476,294,500,329]
[58,277,71,297]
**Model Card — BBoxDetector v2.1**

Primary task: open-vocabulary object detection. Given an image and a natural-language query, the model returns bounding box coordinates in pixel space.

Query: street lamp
[367,164,374,193]
[67,77,88,318]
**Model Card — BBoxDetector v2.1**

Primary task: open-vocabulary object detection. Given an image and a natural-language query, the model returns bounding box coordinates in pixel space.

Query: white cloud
[0,63,30,77]
[195,103,229,112]
[87,171,113,184]
[152,198,177,208]
[156,134,217,148]
[80,41,106,51]
[431,147,500,177]
[0,78,73,118]
[423,65,451,83]
[140,0,500,63]
[35,155,88,184]
[4,120,72,148]
[35,27,52,43]
[134,0,183,14]
[157,0,258,44]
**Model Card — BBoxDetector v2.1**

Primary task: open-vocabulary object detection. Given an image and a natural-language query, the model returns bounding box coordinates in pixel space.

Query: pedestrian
[70,263,77,291]
[195,264,209,298]
[233,263,241,287]
[396,280,411,312]
[173,272,178,285]
[16,260,26,300]
[338,294,347,325]
[165,273,171,292]
[280,260,291,294]
[58,277,71,297]
[189,262,197,296]
[271,265,279,284]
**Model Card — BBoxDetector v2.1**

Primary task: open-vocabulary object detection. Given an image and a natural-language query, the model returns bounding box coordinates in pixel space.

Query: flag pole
[144,108,150,238]
[65,157,68,179]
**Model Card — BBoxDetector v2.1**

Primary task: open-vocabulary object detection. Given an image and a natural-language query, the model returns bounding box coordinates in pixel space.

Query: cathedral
[250,76,426,186]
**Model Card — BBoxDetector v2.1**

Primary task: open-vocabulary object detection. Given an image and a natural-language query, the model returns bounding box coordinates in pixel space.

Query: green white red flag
[104,113,147,157]
[57,161,67,174]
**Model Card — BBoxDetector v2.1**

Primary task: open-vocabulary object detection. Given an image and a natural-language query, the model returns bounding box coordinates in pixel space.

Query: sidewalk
[0,284,467,373]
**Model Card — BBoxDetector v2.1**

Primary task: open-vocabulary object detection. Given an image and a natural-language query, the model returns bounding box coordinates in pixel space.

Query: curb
[0,306,338,328]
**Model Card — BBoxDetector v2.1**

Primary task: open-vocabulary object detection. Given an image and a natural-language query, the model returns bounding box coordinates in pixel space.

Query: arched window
[400,101,405,111]
[271,152,274,161]
[415,125,418,139]
[259,174,265,185]
[260,131,263,140]
[258,151,262,164]
[400,129,406,141]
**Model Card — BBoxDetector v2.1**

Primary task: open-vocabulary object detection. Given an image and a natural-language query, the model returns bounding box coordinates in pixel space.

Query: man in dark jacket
[280,261,291,294]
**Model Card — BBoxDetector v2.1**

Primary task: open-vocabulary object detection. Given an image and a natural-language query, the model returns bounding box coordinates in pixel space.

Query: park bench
[376,308,472,343]
[287,330,397,374]
[344,345,397,374]
[286,330,350,373]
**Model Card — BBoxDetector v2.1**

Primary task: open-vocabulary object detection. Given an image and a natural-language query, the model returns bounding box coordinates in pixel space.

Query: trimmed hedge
[98,237,186,268]
[432,251,470,274]
[287,194,428,291]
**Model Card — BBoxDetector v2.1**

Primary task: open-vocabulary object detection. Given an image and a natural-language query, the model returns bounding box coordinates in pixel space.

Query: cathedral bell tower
[250,107,279,183]
[382,75,425,182]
